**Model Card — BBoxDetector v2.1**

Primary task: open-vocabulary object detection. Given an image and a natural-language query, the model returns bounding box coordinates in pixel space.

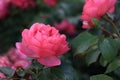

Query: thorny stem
[40,66,49,71]
[103,14,120,37]
[101,27,116,38]
[35,66,49,80]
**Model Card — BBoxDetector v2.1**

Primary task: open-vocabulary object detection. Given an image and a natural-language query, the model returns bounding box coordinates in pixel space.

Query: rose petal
[109,7,115,13]
[82,21,90,29]
[38,56,61,67]
[0,72,6,79]
[16,42,39,58]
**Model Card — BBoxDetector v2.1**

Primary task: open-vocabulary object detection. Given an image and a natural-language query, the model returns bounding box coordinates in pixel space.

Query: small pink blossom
[11,0,35,9]
[54,19,76,35]
[81,0,116,29]
[16,23,69,67]
[44,0,58,7]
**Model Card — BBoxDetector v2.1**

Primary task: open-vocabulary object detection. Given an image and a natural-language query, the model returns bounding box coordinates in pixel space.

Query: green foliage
[71,32,98,56]
[90,74,113,80]
[105,58,120,73]
[0,67,15,77]
[99,56,108,67]
[29,59,80,80]
[85,48,100,65]
[92,18,101,29]
[99,38,119,62]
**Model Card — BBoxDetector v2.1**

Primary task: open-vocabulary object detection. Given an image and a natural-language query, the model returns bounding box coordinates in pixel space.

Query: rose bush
[0,0,120,80]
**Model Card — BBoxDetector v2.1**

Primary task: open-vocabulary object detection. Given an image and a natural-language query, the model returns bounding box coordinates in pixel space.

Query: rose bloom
[0,72,6,79]
[16,23,69,67]
[11,60,31,70]
[11,0,35,9]
[0,0,10,19]
[44,0,58,7]
[0,55,11,67]
[54,19,76,35]
[7,48,27,61]
[7,48,31,70]
[81,0,116,29]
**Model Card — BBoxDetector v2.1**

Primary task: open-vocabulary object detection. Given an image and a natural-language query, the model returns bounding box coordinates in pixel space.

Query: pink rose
[0,56,11,67]
[7,48,26,61]
[7,48,31,70]
[16,23,69,67]
[54,19,76,35]
[0,72,6,79]
[81,0,116,29]
[0,0,10,19]
[11,0,35,9]
[44,0,58,7]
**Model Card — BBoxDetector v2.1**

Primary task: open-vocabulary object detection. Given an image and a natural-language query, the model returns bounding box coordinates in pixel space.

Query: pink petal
[82,21,90,29]
[109,7,115,13]
[0,72,6,78]
[16,42,39,58]
[38,56,61,67]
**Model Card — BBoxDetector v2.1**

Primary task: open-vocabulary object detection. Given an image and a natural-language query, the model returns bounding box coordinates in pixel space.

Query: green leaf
[85,48,100,65]
[71,32,98,56]
[98,38,119,62]
[99,56,108,67]
[0,67,15,77]
[114,38,120,49]
[92,18,101,29]
[59,61,80,80]
[90,74,113,80]
[105,58,120,73]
